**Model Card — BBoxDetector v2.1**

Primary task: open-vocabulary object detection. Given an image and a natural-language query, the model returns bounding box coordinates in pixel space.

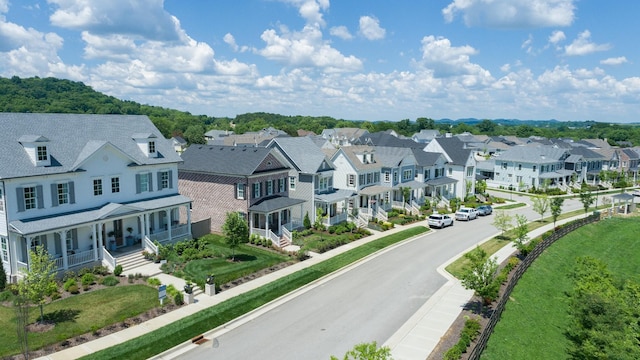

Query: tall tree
[20,244,57,323]
[222,212,249,261]
[532,195,550,222]
[550,197,564,228]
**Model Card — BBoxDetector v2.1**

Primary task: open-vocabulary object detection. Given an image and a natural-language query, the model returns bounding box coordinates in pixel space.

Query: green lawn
[181,236,290,286]
[82,226,429,360]
[481,217,640,359]
[0,285,157,358]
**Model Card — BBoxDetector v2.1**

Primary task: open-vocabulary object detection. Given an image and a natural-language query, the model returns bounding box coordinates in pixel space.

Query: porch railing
[147,224,191,247]
[250,227,281,247]
[268,229,281,248]
[17,261,28,274]
[377,208,388,222]
[282,227,292,246]
[327,212,348,225]
[143,236,159,255]
[410,201,421,216]
[68,249,95,268]
[101,246,116,270]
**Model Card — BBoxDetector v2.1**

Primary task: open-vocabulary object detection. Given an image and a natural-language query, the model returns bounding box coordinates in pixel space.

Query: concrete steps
[117,251,152,273]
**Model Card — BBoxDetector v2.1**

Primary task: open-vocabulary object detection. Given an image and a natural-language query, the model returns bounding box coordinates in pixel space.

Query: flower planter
[183,292,194,304]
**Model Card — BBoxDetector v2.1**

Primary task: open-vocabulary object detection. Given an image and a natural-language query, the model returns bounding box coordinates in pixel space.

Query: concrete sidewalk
[385,212,590,360]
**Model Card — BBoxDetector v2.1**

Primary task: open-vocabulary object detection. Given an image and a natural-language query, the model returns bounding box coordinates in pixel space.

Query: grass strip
[82,226,428,360]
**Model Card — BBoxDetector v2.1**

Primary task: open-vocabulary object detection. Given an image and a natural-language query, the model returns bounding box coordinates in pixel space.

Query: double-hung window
[266,180,274,196]
[136,173,152,193]
[402,169,412,181]
[289,176,296,191]
[37,146,48,161]
[58,183,69,204]
[384,171,390,182]
[159,171,170,190]
[93,179,103,196]
[1,237,8,262]
[24,186,36,210]
[111,177,120,193]
[253,182,261,198]
[347,174,355,187]
[236,183,245,199]
[278,178,285,192]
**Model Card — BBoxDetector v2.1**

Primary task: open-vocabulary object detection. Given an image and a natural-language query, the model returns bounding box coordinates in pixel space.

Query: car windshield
[429,215,442,219]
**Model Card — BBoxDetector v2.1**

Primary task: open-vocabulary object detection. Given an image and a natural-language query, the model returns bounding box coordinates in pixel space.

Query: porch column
[167,209,173,241]
[91,224,98,260]
[59,230,68,270]
[26,236,33,271]
[186,204,192,236]
[138,215,146,241]
[98,222,105,251]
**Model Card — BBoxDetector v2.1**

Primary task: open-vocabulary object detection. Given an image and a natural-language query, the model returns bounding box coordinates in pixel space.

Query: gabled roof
[621,148,640,160]
[372,146,415,168]
[321,127,369,140]
[269,137,334,174]
[410,149,444,167]
[578,138,611,149]
[171,136,187,145]
[412,129,440,141]
[178,145,287,176]
[496,146,568,163]
[354,132,423,148]
[0,113,181,180]
[430,137,473,166]
[333,145,380,171]
[204,129,233,138]
[569,146,606,160]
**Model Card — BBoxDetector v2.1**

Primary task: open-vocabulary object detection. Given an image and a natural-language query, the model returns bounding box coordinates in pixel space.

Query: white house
[423,136,476,200]
[0,113,192,282]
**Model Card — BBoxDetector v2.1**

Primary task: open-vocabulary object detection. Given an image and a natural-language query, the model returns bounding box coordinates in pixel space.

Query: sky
[1,0,639,123]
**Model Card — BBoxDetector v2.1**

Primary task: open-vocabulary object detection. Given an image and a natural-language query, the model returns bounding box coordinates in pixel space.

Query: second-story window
[136,173,152,193]
[24,186,36,210]
[347,174,355,187]
[393,171,398,183]
[279,178,285,192]
[57,183,69,204]
[289,176,296,190]
[253,182,261,198]
[0,188,4,212]
[236,183,245,199]
[384,171,390,182]
[93,179,103,196]
[402,169,412,181]
[424,169,430,179]
[111,177,120,193]
[518,164,522,170]
[159,171,170,190]
[266,180,274,196]
[533,165,537,172]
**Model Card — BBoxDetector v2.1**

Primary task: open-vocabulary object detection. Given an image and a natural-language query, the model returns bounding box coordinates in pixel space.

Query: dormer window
[132,133,159,158]
[37,146,48,161]
[148,141,156,155]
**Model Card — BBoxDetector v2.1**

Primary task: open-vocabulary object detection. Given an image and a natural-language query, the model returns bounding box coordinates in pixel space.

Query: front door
[113,220,124,247]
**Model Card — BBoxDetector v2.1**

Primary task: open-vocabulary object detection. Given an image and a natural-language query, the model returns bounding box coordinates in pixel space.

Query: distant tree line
[2,76,640,146]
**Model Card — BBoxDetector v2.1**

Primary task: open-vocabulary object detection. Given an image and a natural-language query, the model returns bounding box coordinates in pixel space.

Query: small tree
[330,341,392,360]
[20,244,57,323]
[461,246,499,309]
[0,262,7,291]
[313,207,326,231]
[222,212,249,261]
[550,197,564,228]
[513,214,530,255]
[476,179,487,195]
[532,195,550,222]
[400,186,411,204]
[303,211,311,229]
[492,210,513,238]
[579,184,595,214]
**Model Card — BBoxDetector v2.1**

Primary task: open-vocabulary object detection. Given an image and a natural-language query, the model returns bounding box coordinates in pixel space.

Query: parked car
[428,214,454,228]
[476,205,493,216]
[455,207,478,221]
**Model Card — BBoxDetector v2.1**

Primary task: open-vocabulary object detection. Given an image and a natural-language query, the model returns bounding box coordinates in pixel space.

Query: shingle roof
[496,146,568,163]
[569,146,606,160]
[371,146,414,167]
[0,113,181,180]
[355,132,423,148]
[432,137,473,165]
[335,145,380,171]
[178,145,286,175]
[270,137,333,174]
[411,149,443,167]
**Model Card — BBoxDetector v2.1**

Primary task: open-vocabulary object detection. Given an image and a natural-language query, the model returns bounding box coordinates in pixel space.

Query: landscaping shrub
[92,265,111,276]
[63,278,77,292]
[67,284,80,294]
[0,290,14,302]
[0,264,6,291]
[173,292,184,305]
[101,275,120,287]
[128,274,135,283]
[62,270,76,282]
[113,264,123,276]
[443,317,481,359]
[147,277,161,287]
[81,273,96,286]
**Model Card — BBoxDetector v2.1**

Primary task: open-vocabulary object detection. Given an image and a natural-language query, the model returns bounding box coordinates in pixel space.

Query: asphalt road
[180,194,585,360]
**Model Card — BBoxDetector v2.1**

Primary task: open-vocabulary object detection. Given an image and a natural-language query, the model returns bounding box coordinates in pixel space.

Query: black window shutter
[36,185,44,209]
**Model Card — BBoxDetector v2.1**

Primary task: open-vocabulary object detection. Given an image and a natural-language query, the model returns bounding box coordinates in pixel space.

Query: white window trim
[289,176,296,191]
[237,183,245,200]
[93,177,103,196]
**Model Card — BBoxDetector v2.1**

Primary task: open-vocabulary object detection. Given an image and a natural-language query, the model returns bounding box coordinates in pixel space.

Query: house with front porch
[411,148,452,204]
[490,146,572,190]
[267,137,355,228]
[0,113,192,282]
[423,136,476,200]
[178,145,304,247]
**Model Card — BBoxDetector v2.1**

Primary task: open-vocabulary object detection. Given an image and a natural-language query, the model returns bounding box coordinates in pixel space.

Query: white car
[428,214,454,228]
[455,207,478,221]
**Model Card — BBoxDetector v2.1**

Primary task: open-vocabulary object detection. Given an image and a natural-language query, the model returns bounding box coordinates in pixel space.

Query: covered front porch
[315,189,356,226]
[249,196,305,247]
[8,194,192,276]
[425,177,457,206]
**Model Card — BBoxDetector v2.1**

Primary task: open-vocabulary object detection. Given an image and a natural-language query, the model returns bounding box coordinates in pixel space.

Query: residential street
[180,194,585,360]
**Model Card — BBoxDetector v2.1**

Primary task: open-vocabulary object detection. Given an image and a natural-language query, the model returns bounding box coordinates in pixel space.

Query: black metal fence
[467,213,600,360]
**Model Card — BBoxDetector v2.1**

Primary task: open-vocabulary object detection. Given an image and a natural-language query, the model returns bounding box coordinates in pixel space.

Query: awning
[359,185,391,196]
[315,189,356,203]
[249,196,305,213]
[9,194,192,236]
[425,177,457,186]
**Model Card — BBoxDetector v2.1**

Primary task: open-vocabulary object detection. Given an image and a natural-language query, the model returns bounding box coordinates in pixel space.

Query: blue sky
[1,0,639,123]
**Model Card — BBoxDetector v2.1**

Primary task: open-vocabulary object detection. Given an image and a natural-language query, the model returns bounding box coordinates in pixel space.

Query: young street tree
[513,214,530,256]
[20,244,57,323]
[461,246,500,311]
[492,210,513,238]
[222,212,249,261]
[550,197,564,228]
[330,341,392,360]
[532,195,550,222]
[579,184,595,214]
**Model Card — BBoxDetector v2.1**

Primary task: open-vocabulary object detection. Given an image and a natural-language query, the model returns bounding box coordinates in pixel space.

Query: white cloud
[564,30,611,56]
[258,25,363,72]
[278,0,329,27]
[330,26,353,40]
[442,0,576,28]
[548,30,566,44]
[521,34,533,54]
[358,15,386,40]
[48,0,182,41]
[419,35,492,83]
[224,33,238,51]
[600,57,628,66]
[0,0,8,13]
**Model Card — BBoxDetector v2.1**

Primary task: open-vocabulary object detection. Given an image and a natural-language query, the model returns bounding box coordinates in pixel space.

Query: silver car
[455,207,478,221]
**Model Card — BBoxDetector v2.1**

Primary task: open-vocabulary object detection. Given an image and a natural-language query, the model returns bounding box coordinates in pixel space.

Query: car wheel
[450,221,454,227]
